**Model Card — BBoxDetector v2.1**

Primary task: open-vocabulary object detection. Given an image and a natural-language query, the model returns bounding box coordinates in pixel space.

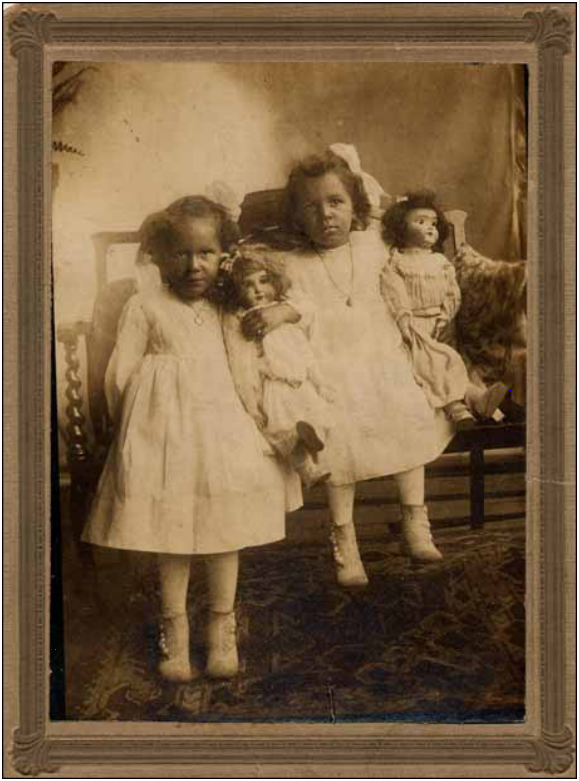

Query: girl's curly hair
[281,150,371,241]
[139,195,240,259]
[381,190,450,252]
[138,196,240,304]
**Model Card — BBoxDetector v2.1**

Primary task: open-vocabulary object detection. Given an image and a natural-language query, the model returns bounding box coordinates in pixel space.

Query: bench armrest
[56,320,92,469]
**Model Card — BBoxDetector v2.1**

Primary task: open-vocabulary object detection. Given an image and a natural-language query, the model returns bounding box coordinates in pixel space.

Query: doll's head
[229,245,290,310]
[282,151,371,249]
[139,196,239,301]
[381,191,450,253]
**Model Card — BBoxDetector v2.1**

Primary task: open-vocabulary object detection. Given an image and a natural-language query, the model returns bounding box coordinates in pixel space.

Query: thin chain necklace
[189,298,208,326]
[315,242,354,307]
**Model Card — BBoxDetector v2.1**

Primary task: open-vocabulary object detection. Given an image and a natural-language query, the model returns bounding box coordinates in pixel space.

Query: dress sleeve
[380,255,412,323]
[439,258,462,323]
[104,296,149,420]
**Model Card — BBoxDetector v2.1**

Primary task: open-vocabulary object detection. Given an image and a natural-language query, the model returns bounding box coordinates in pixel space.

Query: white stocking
[205,551,239,614]
[394,466,425,506]
[326,483,356,527]
[157,553,191,618]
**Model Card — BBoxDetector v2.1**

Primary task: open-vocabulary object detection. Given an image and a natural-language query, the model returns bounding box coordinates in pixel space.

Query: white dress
[282,230,454,485]
[380,249,469,409]
[222,311,333,458]
[82,286,302,555]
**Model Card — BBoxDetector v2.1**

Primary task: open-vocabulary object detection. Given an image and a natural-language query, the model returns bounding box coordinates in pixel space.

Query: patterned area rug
[60,520,525,723]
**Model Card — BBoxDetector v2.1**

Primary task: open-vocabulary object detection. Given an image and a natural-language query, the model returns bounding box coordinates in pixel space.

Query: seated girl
[381,191,508,427]
[221,245,334,488]
[239,147,457,583]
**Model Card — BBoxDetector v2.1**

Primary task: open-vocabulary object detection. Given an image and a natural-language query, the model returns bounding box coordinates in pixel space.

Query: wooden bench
[56,202,525,548]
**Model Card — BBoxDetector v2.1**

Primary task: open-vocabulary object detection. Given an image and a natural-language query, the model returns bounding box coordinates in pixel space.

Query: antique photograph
[51,60,529,724]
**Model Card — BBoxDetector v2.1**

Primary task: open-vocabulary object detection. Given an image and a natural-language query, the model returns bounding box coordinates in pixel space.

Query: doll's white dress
[381,249,469,409]
[82,285,301,555]
[282,230,454,485]
[222,312,333,458]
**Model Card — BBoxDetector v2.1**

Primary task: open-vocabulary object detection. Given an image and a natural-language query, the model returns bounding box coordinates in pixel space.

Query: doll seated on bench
[380,191,510,430]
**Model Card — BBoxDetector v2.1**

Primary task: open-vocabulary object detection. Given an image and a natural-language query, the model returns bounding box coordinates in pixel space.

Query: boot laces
[329,527,345,566]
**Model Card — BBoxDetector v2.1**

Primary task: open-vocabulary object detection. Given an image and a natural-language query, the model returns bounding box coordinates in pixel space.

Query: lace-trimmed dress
[381,249,469,409]
[282,230,454,485]
[222,312,333,458]
[82,286,301,555]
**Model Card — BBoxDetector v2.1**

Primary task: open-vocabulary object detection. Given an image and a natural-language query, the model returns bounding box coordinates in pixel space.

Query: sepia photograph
[51,60,528,724]
[4,3,576,776]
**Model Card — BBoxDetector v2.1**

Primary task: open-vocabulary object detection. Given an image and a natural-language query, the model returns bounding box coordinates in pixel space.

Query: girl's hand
[398,313,414,346]
[433,317,449,341]
[242,303,300,341]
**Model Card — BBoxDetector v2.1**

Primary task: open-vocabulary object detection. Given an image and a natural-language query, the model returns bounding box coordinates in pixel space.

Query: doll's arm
[306,360,336,403]
[380,261,413,344]
[104,296,149,421]
[434,260,462,338]
[380,260,412,322]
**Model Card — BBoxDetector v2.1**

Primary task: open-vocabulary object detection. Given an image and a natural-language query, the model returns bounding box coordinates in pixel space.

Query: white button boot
[330,522,369,587]
[206,610,239,679]
[400,504,443,562]
[158,613,194,683]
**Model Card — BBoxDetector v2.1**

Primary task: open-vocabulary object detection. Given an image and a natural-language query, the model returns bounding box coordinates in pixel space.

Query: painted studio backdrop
[53,62,527,722]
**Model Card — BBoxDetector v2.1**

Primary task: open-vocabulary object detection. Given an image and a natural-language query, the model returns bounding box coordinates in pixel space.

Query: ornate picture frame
[3,3,575,776]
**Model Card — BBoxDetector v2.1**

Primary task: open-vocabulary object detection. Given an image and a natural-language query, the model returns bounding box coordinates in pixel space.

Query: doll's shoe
[292,449,331,489]
[158,613,194,683]
[466,382,509,420]
[296,421,325,454]
[400,505,442,563]
[445,400,476,431]
[330,522,369,587]
[206,610,239,679]
[297,460,331,489]
[499,389,526,423]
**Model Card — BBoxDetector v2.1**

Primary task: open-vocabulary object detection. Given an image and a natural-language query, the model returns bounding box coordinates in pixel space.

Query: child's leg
[205,551,240,679]
[157,553,193,682]
[327,483,368,587]
[394,467,442,562]
[206,551,239,613]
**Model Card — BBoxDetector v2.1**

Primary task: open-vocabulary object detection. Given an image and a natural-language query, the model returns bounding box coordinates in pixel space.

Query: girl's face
[297,173,354,249]
[404,208,439,249]
[238,269,277,309]
[160,217,223,301]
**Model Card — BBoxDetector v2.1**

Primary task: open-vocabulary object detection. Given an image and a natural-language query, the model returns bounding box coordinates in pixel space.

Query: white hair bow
[205,180,242,222]
[329,142,388,210]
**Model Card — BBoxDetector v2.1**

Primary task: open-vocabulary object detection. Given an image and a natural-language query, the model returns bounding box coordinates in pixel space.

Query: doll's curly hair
[222,244,290,310]
[381,190,450,252]
[281,150,371,241]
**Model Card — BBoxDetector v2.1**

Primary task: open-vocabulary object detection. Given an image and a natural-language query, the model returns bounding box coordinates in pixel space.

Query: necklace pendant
[346,297,353,307]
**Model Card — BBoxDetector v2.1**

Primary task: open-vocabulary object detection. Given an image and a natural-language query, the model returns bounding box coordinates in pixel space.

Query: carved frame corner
[8,9,56,57]
[9,731,59,777]
[526,727,576,775]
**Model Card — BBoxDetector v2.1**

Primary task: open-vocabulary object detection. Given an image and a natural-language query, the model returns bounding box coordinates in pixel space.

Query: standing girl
[242,150,455,586]
[82,196,301,682]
